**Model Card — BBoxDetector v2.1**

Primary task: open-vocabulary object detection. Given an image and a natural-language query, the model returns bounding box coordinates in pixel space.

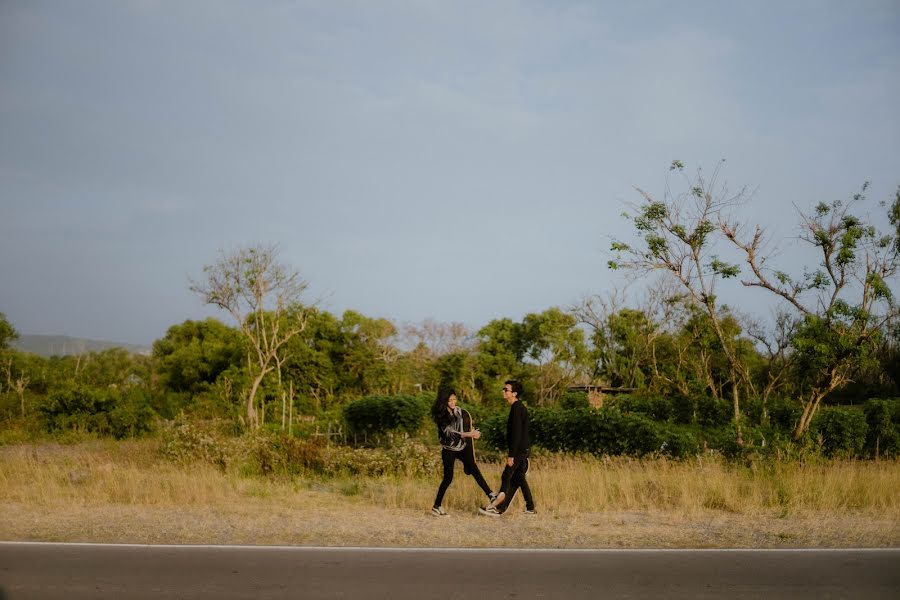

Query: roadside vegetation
[1,164,899,546]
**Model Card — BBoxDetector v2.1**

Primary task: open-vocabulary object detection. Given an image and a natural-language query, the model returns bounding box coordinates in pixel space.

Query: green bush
[696,395,732,427]
[108,388,156,439]
[482,406,699,458]
[343,394,429,440]
[863,398,900,457]
[812,406,868,458]
[615,393,673,422]
[559,391,589,410]
[38,384,114,434]
[768,396,802,433]
[37,384,156,439]
[670,393,698,425]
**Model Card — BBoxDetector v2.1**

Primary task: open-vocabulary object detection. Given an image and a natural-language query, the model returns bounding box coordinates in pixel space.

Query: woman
[431,388,498,516]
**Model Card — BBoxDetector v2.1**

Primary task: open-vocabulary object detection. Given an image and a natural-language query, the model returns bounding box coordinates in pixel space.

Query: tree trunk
[246,375,265,430]
[793,388,827,440]
[288,380,294,436]
[731,373,744,447]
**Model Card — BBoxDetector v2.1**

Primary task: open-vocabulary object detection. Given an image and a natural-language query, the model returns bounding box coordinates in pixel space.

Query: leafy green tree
[592,308,656,387]
[337,310,397,396]
[152,318,244,418]
[0,312,18,350]
[473,318,529,400]
[153,318,244,394]
[520,308,590,404]
[472,310,589,404]
[279,307,343,412]
[722,183,900,438]
[1,350,48,421]
[610,160,751,444]
[476,318,524,394]
[76,348,151,390]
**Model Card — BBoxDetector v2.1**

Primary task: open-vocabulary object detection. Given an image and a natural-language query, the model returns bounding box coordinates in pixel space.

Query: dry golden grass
[1,440,898,548]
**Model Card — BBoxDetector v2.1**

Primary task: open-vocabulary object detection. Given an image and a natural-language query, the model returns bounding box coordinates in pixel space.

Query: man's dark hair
[505,379,523,398]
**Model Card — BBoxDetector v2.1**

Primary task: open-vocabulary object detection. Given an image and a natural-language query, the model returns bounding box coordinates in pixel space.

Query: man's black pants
[498,456,535,512]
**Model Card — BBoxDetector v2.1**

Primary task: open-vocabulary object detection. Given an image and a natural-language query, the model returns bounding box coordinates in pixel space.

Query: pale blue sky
[2,0,899,345]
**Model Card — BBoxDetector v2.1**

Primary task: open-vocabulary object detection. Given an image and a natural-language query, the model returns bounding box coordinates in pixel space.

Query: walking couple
[430,380,536,517]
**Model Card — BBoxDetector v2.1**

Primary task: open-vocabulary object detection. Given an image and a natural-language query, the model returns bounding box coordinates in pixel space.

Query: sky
[1,0,899,346]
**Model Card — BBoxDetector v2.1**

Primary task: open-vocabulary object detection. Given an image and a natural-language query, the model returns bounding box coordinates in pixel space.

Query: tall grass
[3,440,898,519]
[360,454,900,517]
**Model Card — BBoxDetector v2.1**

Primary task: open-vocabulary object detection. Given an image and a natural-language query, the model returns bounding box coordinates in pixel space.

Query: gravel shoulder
[2,498,897,548]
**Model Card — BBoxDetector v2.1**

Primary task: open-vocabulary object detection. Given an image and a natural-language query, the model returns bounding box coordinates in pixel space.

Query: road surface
[1,543,897,599]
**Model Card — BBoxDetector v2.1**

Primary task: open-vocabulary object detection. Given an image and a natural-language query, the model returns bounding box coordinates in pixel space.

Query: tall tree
[610,160,750,444]
[153,318,244,394]
[520,308,590,404]
[190,243,309,429]
[721,183,900,438]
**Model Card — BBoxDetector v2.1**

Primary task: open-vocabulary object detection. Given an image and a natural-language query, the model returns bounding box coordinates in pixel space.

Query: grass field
[1,440,898,548]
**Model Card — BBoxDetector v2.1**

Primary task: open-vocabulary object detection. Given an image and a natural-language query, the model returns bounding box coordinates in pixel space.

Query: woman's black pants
[433,446,492,507]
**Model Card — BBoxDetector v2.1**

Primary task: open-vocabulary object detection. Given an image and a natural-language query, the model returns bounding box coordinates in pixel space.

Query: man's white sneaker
[431,506,449,517]
[478,505,501,517]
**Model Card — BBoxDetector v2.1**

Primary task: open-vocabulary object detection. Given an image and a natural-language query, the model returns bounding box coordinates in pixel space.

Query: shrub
[559,391,589,410]
[812,406,868,458]
[615,393,673,422]
[863,398,900,457]
[37,384,156,439]
[108,388,156,439]
[483,406,699,458]
[160,417,235,469]
[768,396,802,434]
[696,395,732,427]
[320,439,439,477]
[38,384,114,434]
[343,394,429,440]
[245,431,329,476]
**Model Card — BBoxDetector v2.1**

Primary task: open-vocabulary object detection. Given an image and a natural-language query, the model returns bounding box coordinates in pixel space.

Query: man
[479,380,536,516]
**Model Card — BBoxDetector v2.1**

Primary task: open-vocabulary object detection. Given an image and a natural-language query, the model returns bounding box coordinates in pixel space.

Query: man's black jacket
[506,400,530,459]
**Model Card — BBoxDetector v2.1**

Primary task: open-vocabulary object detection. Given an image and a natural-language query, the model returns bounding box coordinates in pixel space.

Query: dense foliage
[1,175,898,460]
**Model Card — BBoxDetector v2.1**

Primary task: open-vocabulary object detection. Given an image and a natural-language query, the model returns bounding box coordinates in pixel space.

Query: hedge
[342,394,430,439]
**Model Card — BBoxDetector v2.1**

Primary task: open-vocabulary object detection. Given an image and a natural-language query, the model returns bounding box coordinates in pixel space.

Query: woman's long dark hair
[431,388,456,427]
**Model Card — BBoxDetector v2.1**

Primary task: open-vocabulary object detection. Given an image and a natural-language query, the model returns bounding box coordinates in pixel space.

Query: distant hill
[12,335,152,357]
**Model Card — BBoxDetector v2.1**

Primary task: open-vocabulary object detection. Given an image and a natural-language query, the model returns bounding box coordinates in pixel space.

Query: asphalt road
[1,543,898,599]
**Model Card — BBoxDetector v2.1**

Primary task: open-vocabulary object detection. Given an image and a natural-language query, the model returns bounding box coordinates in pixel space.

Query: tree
[190,243,309,429]
[337,310,398,396]
[153,318,244,395]
[610,161,751,445]
[520,308,590,404]
[721,183,900,438]
[152,318,244,418]
[473,318,528,400]
[0,312,18,350]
